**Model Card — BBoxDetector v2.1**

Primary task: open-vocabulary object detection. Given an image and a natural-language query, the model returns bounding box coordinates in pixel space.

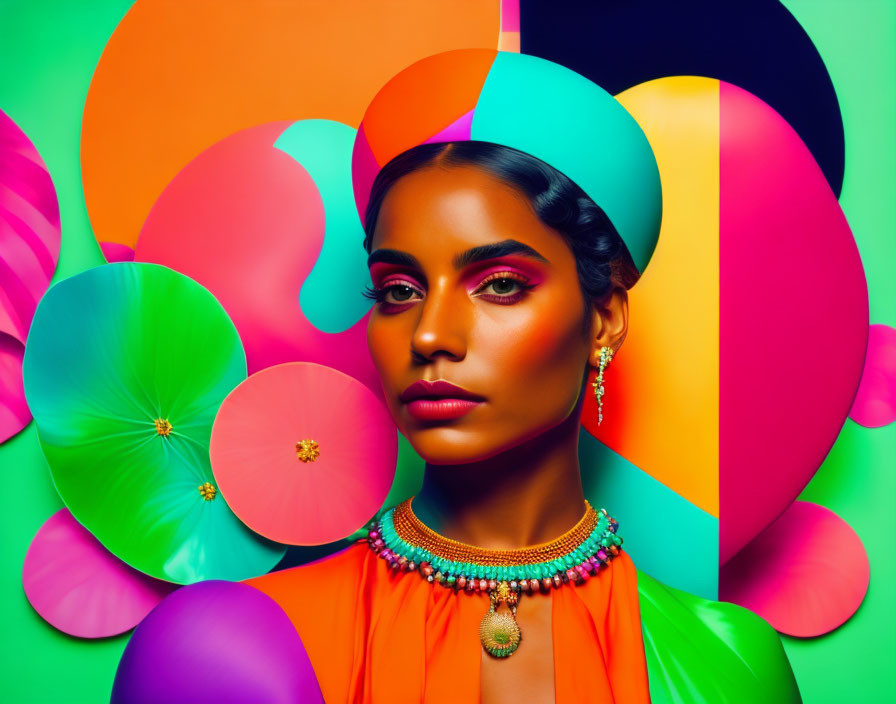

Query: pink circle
[23,509,177,638]
[210,362,397,545]
[719,500,869,637]
[849,324,896,428]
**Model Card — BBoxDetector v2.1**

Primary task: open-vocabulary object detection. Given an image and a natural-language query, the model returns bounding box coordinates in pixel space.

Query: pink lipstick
[399,380,485,421]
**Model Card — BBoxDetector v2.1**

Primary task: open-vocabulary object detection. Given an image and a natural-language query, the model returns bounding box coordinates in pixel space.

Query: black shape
[520,0,844,196]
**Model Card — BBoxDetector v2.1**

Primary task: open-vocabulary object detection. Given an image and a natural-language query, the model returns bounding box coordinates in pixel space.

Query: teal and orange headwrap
[351,48,662,274]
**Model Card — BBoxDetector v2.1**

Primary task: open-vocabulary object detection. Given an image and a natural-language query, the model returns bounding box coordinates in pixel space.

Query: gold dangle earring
[592,346,614,425]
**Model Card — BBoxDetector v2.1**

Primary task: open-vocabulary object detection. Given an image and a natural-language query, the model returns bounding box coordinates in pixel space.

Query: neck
[411,406,587,550]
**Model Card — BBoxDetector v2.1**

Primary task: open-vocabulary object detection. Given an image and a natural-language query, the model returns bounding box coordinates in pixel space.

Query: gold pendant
[479,581,522,658]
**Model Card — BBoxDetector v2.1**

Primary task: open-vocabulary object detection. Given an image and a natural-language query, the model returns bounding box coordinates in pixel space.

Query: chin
[403,427,516,466]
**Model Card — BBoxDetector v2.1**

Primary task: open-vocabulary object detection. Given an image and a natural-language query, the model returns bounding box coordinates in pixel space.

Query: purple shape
[112,580,323,704]
[23,508,176,638]
[849,324,896,428]
[100,241,135,262]
[423,108,475,144]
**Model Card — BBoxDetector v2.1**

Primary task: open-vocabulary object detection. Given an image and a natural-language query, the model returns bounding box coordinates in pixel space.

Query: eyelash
[362,271,536,308]
[474,271,536,303]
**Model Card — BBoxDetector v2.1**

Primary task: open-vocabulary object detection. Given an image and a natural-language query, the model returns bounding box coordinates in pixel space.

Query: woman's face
[366,163,599,464]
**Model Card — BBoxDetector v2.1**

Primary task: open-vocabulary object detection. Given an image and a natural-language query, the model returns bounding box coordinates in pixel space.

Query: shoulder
[244,540,372,618]
[612,547,637,577]
[242,541,381,704]
[635,569,802,704]
[602,547,640,598]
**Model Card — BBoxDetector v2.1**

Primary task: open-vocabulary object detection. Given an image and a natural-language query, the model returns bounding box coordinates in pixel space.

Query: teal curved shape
[579,428,718,599]
[274,120,371,333]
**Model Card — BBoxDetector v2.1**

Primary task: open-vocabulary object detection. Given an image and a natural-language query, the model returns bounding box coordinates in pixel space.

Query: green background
[778,2,896,701]
[1,0,893,701]
[1,4,136,703]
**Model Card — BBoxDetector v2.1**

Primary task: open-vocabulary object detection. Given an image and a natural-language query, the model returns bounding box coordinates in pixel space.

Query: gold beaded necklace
[367,496,623,658]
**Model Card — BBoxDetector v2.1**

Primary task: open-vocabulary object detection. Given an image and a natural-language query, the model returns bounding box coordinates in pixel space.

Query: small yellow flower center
[155,418,173,437]
[198,482,217,501]
[296,439,320,463]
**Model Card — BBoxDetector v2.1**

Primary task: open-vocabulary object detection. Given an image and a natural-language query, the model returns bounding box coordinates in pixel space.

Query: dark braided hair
[362,141,640,334]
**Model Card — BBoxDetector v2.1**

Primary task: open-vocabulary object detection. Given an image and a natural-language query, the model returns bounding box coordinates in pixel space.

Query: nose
[410,280,467,363]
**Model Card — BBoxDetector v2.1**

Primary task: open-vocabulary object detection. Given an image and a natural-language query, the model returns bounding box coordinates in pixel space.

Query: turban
[351,48,662,274]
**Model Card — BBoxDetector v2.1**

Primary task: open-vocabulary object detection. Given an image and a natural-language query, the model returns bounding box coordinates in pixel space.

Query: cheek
[367,319,411,423]
[471,281,590,428]
[367,318,404,386]
[479,308,584,381]
[474,311,586,442]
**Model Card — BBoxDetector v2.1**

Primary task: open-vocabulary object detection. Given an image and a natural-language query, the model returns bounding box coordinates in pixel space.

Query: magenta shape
[136,123,381,393]
[22,508,176,638]
[351,123,380,228]
[719,82,868,564]
[849,324,896,427]
[423,108,475,145]
[100,241,135,262]
[0,110,60,343]
[719,501,869,637]
[501,0,520,31]
[112,581,323,704]
[0,335,29,442]
[0,110,61,442]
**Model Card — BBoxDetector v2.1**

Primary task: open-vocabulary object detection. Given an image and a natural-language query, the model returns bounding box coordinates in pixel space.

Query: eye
[472,271,535,303]
[383,283,422,304]
[362,280,424,306]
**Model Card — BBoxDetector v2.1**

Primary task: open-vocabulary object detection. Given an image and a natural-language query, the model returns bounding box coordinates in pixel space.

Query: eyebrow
[367,239,550,270]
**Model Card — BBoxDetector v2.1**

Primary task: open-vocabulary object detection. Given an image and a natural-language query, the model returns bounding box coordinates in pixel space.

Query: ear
[586,286,628,372]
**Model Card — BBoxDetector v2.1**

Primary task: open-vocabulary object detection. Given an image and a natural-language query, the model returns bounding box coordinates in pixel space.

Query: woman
[244,136,802,703]
[245,49,800,703]
[116,49,802,704]
[248,139,648,703]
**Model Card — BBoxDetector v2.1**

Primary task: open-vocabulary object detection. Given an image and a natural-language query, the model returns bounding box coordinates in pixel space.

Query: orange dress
[245,539,651,703]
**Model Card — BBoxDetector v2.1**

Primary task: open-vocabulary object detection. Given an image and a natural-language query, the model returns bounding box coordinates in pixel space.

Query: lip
[399,380,485,421]
[399,379,484,403]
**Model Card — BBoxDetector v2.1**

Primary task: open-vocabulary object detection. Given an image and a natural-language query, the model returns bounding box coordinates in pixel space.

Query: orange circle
[81,0,499,247]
